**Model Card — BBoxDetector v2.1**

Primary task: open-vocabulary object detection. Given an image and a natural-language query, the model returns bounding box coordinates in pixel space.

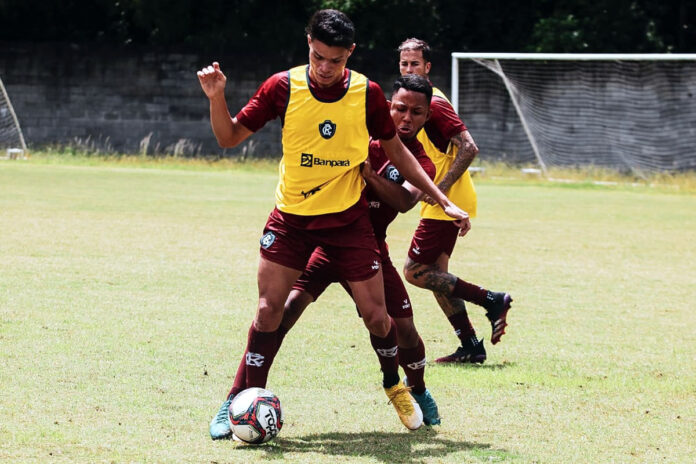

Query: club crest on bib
[319,120,336,139]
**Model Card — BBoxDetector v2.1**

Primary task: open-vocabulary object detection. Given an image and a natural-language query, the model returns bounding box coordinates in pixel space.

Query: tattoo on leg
[423,269,456,295]
[434,294,468,317]
[406,259,456,294]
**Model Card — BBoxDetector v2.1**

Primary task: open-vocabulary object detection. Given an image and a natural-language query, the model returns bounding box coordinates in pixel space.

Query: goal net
[0,76,28,159]
[450,53,696,175]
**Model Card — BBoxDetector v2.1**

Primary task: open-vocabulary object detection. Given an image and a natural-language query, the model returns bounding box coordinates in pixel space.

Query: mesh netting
[454,58,696,174]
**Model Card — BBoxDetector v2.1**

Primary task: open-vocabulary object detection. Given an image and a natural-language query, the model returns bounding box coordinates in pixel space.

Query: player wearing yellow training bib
[398,38,513,365]
[198,12,470,439]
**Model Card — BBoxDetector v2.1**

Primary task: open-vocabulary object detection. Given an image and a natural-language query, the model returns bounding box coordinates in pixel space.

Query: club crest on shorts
[319,120,336,139]
[260,231,276,249]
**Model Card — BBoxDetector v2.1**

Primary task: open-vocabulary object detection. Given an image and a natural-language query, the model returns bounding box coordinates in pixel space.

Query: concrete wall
[1,42,440,158]
[1,42,281,156]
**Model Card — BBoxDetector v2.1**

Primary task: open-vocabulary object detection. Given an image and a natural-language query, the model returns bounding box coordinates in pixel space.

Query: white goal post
[450,53,696,175]
[0,76,29,159]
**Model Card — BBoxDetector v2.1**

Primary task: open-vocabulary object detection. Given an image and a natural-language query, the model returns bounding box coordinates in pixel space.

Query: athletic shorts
[293,241,413,319]
[407,218,460,264]
[259,208,381,282]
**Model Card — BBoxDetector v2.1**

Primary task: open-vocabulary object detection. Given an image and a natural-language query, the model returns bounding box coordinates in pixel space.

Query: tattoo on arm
[438,131,479,193]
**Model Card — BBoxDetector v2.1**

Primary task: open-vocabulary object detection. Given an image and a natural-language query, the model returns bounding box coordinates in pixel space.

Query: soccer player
[278,74,445,426]
[198,11,469,439]
[397,38,513,363]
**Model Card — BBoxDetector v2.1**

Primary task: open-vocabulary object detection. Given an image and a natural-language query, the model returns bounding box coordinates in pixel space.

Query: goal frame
[450,53,696,174]
[0,76,29,158]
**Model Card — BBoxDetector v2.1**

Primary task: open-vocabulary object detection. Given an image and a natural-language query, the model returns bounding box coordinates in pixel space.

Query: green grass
[1,156,695,463]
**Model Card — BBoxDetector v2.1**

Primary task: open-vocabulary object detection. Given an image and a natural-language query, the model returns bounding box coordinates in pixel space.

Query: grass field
[1,157,695,463]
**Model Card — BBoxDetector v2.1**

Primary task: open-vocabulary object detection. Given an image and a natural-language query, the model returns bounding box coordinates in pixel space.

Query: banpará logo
[301,153,313,167]
[300,153,350,168]
[260,231,276,249]
[319,120,336,139]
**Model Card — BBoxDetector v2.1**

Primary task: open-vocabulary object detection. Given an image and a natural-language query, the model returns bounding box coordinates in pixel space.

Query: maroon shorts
[259,209,381,282]
[407,218,460,264]
[293,241,413,319]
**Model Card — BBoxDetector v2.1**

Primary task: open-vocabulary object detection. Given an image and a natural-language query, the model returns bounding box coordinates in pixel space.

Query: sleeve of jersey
[368,139,390,174]
[366,81,397,141]
[234,72,289,133]
[430,96,468,140]
[415,142,436,180]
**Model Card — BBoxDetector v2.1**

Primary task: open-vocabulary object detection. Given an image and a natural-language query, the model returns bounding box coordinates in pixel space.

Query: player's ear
[425,61,432,74]
[425,108,432,121]
[347,43,356,57]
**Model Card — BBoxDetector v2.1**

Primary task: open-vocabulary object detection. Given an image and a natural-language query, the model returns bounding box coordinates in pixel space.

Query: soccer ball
[228,387,283,444]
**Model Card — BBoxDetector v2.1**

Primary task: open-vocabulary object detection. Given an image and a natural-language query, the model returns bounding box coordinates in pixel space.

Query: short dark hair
[397,38,431,63]
[305,9,355,49]
[392,74,432,105]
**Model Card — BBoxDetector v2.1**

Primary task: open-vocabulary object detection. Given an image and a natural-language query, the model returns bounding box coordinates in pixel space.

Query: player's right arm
[197,62,253,148]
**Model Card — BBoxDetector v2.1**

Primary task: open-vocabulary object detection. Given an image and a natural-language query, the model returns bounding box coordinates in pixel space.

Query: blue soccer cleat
[209,395,235,440]
[404,377,441,426]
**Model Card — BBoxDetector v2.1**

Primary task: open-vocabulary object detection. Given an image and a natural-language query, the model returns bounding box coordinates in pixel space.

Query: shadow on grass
[252,428,501,463]
[430,360,516,371]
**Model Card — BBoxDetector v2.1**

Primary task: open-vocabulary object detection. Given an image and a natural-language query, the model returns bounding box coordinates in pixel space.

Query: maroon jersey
[366,137,435,243]
[236,68,395,140]
[422,94,468,153]
[236,67,396,229]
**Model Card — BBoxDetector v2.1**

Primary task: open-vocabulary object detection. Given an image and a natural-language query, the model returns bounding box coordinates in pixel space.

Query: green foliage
[0,0,693,53]
[528,1,674,52]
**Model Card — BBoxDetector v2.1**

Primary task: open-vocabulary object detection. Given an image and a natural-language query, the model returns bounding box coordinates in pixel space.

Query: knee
[362,310,390,338]
[282,292,312,330]
[395,319,419,348]
[403,267,418,286]
[255,299,284,331]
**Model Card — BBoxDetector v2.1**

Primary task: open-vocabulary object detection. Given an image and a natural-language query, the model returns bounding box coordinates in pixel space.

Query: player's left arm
[438,129,479,194]
[362,161,422,213]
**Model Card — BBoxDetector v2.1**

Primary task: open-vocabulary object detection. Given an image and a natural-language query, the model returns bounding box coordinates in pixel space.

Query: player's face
[390,88,431,140]
[307,36,355,88]
[399,49,431,77]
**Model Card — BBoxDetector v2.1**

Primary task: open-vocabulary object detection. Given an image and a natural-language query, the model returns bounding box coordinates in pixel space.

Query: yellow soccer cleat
[384,380,423,430]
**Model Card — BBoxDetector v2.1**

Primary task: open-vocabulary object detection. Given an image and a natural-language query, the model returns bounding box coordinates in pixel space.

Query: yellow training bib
[417,87,477,220]
[276,66,370,215]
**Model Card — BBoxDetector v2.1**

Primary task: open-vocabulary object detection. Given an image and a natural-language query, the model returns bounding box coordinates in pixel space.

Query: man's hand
[454,216,471,236]
[361,160,376,182]
[197,62,227,100]
[443,203,472,237]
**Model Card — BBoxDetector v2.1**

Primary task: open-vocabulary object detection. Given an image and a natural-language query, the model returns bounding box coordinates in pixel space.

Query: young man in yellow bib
[397,38,513,364]
[198,11,469,439]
